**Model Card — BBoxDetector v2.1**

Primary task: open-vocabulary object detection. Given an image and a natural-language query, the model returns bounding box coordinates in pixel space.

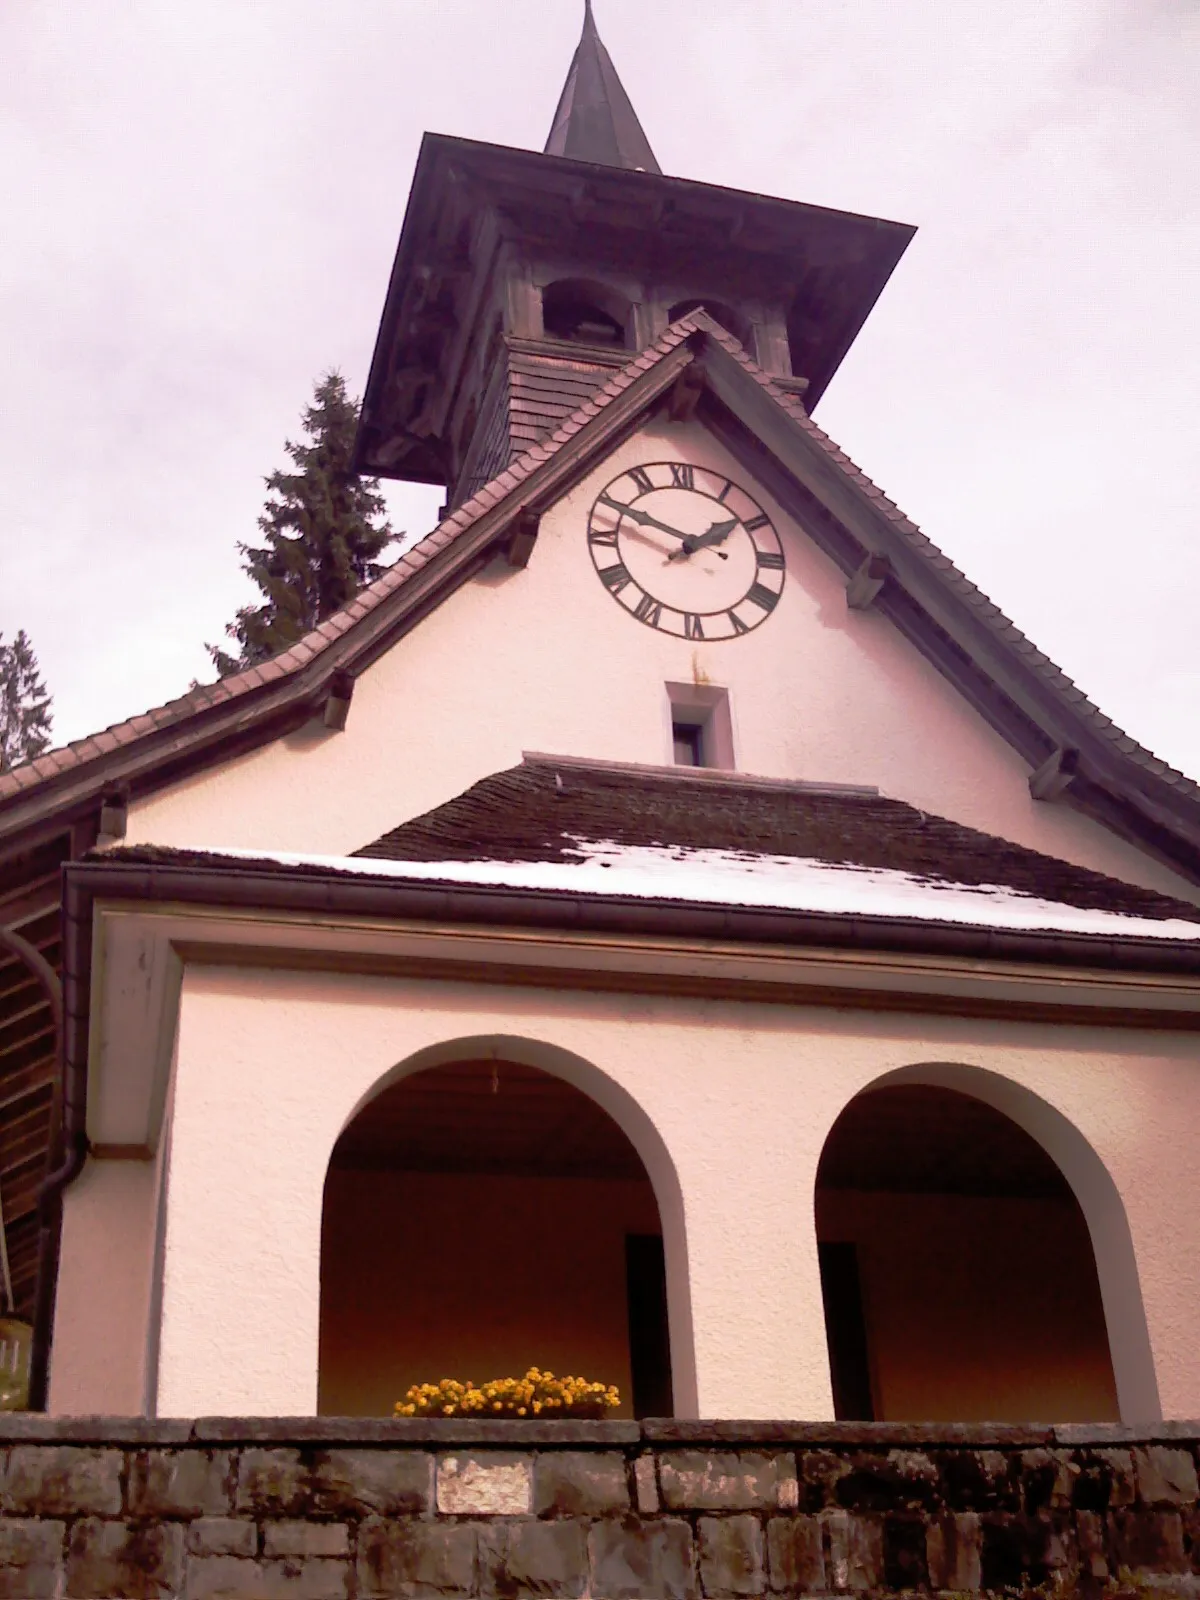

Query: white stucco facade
[46,412,1200,1424]
[52,955,1200,1421]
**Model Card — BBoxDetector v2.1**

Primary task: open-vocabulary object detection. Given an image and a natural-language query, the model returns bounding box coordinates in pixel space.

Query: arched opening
[667,297,751,348]
[542,278,633,348]
[816,1080,1122,1422]
[319,1056,674,1418]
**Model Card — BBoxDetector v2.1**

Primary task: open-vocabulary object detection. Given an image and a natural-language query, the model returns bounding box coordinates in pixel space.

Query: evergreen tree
[209,372,395,675]
[0,630,53,773]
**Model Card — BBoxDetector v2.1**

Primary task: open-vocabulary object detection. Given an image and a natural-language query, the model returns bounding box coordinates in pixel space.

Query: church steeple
[544,0,661,174]
[356,14,915,496]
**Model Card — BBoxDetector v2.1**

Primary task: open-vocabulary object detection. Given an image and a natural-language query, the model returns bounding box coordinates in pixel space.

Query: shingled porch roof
[352,756,1200,930]
[90,752,1200,949]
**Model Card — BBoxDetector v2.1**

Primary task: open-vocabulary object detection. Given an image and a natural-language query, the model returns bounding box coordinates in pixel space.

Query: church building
[3,3,1200,1433]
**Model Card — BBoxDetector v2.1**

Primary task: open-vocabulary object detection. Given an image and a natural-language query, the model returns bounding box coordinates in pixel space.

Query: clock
[587,461,785,639]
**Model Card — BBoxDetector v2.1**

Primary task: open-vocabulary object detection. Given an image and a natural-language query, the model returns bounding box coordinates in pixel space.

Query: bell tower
[354,4,914,508]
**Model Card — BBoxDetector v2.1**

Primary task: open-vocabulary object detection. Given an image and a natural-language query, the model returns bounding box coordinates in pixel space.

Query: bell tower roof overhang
[354,133,915,484]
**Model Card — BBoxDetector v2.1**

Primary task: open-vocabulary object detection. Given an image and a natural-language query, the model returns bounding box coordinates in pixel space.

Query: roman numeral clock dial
[587,463,785,639]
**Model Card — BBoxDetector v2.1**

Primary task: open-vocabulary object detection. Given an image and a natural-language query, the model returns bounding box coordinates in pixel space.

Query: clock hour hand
[667,517,738,562]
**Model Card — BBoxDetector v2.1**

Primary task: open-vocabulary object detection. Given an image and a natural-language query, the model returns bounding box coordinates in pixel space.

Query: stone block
[1134,1445,1200,1506]
[437,1451,532,1515]
[795,1450,849,1512]
[2,1445,123,1516]
[698,1514,764,1597]
[882,1515,928,1591]
[925,1512,981,1592]
[311,1448,432,1516]
[129,1448,234,1517]
[187,1519,258,1558]
[1075,1509,1111,1581]
[766,1516,824,1594]
[357,1518,478,1598]
[836,1450,940,1513]
[236,1448,309,1517]
[0,1519,65,1600]
[634,1454,660,1514]
[1092,1448,1137,1508]
[979,1515,1059,1593]
[823,1510,882,1593]
[935,1448,1017,1513]
[534,1451,629,1516]
[497,1518,588,1598]
[775,1466,800,1512]
[186,1555,349,1598]
[263,1522,350,1558]
[1109,1508,1187,1574]
[660,1451,786,1511]
[65,1518,183,1598]
[1020,1449,1076,1512]
[589,1516,695,1600]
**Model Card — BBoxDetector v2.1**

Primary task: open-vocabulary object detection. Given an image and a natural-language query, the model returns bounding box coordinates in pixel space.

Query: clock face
[587,461,785,639]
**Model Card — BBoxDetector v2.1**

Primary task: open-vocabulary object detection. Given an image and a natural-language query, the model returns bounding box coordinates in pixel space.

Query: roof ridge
[520,750,880,798]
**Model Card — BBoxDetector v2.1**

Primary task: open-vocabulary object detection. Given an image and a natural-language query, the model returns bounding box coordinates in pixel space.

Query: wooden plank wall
[0,832,68,1318]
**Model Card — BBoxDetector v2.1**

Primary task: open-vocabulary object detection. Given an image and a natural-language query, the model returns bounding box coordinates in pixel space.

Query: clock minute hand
[619,504,691,542]
[667,517,739,562]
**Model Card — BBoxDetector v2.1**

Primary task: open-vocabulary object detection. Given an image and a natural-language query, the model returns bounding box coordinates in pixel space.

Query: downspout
[4,870,92,1411]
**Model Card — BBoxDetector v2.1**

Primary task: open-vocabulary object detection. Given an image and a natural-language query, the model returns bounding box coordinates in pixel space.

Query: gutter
[31,852,1200,1410]
[63,855,1200,976]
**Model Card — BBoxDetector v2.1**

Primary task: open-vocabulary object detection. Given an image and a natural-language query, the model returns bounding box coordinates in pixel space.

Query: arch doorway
[815,1083,1120,1422]
[319,1058,672,1418]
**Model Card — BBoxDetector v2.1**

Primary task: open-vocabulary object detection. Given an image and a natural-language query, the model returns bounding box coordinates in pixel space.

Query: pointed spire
[545,0,661,174]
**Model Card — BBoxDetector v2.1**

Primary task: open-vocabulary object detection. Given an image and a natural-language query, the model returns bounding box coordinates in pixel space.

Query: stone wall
[1,1418,1199,1598]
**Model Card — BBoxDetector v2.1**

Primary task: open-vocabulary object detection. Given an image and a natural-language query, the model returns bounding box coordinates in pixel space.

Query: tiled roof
[357,756,1200,928]
[506,342,625,459]
[689,327,1198,806]
[0,317,704,816]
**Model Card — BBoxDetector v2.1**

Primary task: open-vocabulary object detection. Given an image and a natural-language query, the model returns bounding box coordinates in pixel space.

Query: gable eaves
[0,319,706,846]
[682,324,1200,879]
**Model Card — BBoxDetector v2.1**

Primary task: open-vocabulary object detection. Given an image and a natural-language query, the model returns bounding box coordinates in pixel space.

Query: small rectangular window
[665,683,734,769]
[672,721,704,767]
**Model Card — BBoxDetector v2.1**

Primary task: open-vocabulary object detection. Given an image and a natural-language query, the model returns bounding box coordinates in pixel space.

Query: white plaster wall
[50,1158,157,1415]
[130,965,1200,1422]
[126,420,1198,905]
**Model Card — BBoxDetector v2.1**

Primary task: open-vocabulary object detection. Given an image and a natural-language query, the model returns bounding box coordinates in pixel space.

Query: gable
[119,407,1199,906]
[2,316,1197,905]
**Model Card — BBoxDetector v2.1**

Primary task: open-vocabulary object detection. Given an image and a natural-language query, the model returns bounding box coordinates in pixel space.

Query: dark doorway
[625,1234,673,1418]
[817,1241,874,1421]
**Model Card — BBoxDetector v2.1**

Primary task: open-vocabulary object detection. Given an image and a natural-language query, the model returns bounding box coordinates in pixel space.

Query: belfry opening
[815,1082,1120,1422]
[318,1057,673,1419]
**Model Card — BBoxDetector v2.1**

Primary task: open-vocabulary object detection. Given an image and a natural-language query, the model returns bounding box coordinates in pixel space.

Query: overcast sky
[2,0,1197,779]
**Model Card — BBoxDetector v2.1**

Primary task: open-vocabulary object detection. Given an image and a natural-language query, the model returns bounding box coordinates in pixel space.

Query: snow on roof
[192,837,1200,943]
